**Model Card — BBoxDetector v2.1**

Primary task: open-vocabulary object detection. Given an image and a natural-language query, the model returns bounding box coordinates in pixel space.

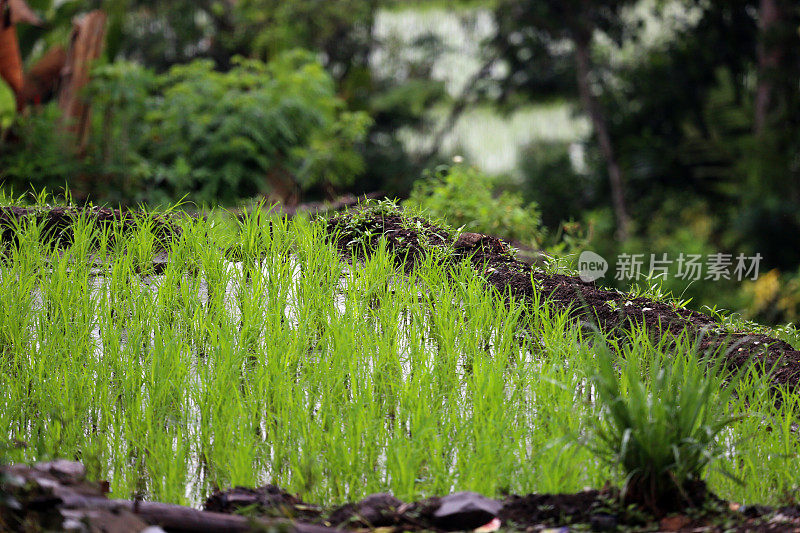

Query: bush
[2,51,371,206]
[0,104,86,194]
[406,164,544,247]
[519,141,593,229]
[99,52,371,205]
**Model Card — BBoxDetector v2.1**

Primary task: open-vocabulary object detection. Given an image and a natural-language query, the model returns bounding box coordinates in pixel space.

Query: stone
[433,492,502,531]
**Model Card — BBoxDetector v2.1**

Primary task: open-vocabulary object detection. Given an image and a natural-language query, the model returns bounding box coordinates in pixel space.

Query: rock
[34,460,86,483]
[60,507,150,533]
[455,232,484,249]
[433,492,502,531]
[204,485,321,520]
[328,493,403,527]
[453,232,511,258]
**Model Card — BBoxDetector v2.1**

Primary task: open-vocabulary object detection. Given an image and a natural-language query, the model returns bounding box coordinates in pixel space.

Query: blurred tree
[753,0,783,135]
[493,0,800,263]
[58,9,107,154]
[599,1,800,269]
[492,0,636,240]
[229,0,376,84]
[103,0,233,70]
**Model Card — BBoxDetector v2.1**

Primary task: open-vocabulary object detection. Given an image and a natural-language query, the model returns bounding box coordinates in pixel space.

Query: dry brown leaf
[8,0,41,26]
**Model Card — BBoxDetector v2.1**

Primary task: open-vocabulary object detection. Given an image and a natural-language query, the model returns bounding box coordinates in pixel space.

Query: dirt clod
[204,485,322,521]
[500,490,601,527]
[328,493,404,527]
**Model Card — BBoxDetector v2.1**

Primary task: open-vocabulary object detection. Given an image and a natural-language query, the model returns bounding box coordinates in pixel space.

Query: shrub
[133,52,370,203]
[406,164,544,247]
[3,51,371,206]
[0,104,86,193]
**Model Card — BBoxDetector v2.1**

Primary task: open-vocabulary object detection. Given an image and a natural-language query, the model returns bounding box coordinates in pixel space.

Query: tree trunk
[20,45,66,106]
[265,165,301,207]
[58,9,107,155]
[574,32,630,241]
[0,17,24,111]
[0,0,43,111]
[754,0,783,135]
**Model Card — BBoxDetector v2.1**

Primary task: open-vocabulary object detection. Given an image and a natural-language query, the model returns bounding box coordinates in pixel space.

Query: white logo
[578,251,608,282]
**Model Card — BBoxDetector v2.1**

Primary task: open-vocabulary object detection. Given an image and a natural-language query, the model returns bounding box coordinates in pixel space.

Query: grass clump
[586,335,741,514]
[406,164,544,248]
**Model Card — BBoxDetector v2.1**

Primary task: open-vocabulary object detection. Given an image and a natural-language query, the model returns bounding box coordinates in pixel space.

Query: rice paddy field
[1,202,800,511]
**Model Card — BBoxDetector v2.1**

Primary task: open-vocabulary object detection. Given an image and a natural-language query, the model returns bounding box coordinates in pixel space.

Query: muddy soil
[4,461,800,532]
[0,195,378,259]
[0,205,182,248]
[326,207,800,391]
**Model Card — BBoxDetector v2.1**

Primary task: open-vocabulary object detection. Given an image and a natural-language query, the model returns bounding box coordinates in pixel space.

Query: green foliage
[7,0,446,202]
[136,52,368,203]
[0,104,85,193]
[290,106,372,191]
[519,141,593,229]
[87,52,369,205]
[586,336,740,512]
[1,51,370,206]
[0,79,14,131]
[406,165,544,247]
